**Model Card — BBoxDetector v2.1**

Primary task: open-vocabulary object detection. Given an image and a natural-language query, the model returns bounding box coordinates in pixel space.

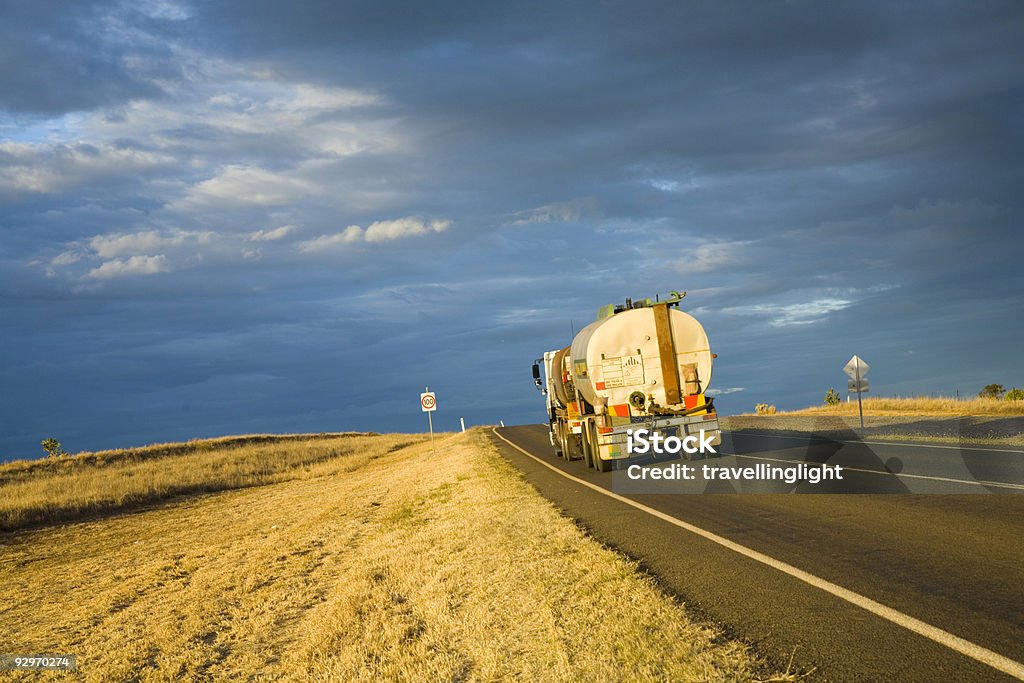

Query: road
[490,424,1024,682]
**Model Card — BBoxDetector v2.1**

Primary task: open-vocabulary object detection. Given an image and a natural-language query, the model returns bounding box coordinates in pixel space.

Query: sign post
[843,355,870,429]
[421,388,437,455]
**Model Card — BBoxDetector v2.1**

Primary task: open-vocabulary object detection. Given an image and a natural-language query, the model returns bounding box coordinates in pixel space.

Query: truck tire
[550,424,563,458]
[589,421,611,472]
[580,418,594,468]
[568,433,584,461]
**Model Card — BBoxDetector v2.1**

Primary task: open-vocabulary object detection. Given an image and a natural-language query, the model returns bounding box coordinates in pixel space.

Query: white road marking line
[716,451,1024,491]
[728,431,1024,454]
[492,427,1024,681]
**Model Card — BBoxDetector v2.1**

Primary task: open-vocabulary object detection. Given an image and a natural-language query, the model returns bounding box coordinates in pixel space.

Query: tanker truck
[532,291,721,471]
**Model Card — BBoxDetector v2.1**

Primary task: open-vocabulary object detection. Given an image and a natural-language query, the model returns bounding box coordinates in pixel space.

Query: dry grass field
[727,397,1024,446]
[0,429,762,682]
[780,396,1024,416]
[723,414,1024,447]
[0,433,419,532]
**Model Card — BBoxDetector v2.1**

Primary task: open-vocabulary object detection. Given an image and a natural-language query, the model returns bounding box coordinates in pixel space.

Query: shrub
[1006,388,1024,401]
[755,403,777,415]
[824,388,841,406]
[979,384,1005,399]
[41,438,66,459]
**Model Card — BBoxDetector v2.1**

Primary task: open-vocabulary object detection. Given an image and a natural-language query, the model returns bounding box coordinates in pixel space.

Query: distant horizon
[7,390,1022,463]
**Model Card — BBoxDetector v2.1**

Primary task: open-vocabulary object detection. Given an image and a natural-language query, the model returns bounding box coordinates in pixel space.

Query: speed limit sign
[420,392,437,412]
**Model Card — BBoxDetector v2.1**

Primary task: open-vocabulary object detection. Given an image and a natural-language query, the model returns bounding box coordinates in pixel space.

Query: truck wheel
[559,425,573,460]
[551,426,563,458]
[580,420,594,468]
[591,420,611,472]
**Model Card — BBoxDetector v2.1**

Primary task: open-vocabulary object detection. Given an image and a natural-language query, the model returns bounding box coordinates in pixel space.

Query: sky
[2,0,1023,459]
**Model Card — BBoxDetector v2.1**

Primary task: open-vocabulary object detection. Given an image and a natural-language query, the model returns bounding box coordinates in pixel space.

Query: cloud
[37,229,225,281]
[134,0,192,21]
[88,229,212,259]
[249,225,296,242]
[510,198,598,225]
[43,251,83,277]
[722,298,854,326]
[296,225,365,252]
[50,251,82,267]
[74,64,395,163]
[1,49,398,210]
[298,218,451,251]
[265,83,379,114]
[192,82,382,139]
[176,166,316,209]
[364,217,450,242]
[648,179,681,192]
[86,255,171,280]
[40,216,453,280]
[644,174,706,193]
[706,387,745,395]
[675,241,751,274]
[0,2,165,115]
[0,141,174,195]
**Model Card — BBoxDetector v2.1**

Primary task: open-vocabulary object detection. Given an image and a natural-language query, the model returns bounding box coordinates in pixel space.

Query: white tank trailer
[532,292,721,471]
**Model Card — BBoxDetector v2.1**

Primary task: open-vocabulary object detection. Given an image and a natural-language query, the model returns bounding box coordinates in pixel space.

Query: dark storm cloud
[1,0,1023,458]
[0,0,174,115]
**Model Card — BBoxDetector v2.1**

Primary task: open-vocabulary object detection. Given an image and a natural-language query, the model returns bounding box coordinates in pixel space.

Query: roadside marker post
[460,417,466,433]
[421,388,437,455]
[843,355,870,429]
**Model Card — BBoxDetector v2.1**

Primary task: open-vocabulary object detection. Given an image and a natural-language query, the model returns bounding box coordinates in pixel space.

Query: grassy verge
[0,429,762,682]
[850,432,1024,448]
[731,396,1024,447]
[722,415,1024,448]
[777,396,1024,416]
[0,433,422,532]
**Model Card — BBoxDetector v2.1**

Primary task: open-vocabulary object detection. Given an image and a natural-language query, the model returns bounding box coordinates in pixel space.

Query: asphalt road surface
[490,424,1024,682]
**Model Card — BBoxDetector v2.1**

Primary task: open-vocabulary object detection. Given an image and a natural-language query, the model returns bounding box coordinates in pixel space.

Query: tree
[824,388,841,406]
[979,384,1005,399]
[41,438,66,459]
[1006,388,1024,401]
